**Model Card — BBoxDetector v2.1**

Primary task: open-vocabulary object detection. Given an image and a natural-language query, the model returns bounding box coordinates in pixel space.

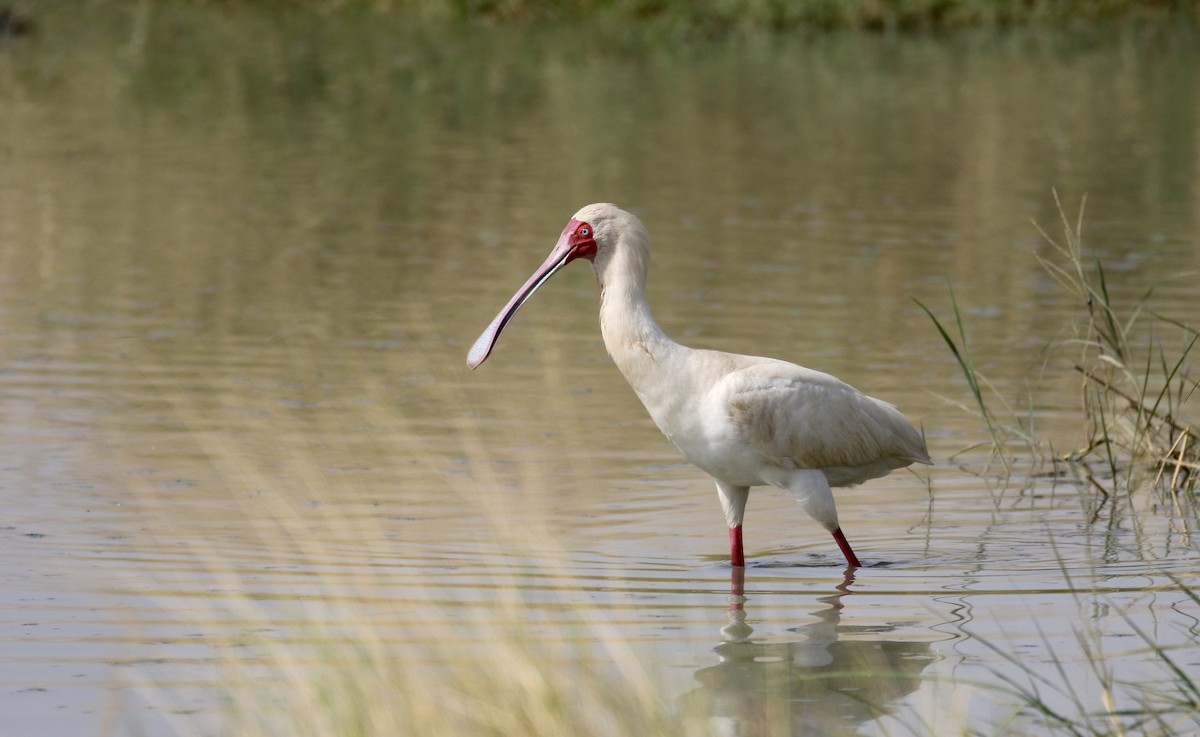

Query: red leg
[729,525,745,567]
[832,527,862,568]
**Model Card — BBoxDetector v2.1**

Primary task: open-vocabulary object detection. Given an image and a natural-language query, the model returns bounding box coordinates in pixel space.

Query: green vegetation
[415,0,1198,31]
[13,0,1195,35]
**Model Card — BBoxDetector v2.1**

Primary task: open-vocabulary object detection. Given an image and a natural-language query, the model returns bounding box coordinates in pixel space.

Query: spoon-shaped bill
[466,238,575,369]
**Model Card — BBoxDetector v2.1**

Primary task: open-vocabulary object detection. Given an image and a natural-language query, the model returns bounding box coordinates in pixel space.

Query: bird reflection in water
[680,568,935,737]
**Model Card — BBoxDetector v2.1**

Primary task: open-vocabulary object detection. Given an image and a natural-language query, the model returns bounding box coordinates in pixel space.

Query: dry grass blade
[1033,192,1198,502]
[913,287,1017,474]
[923,190,1198,509]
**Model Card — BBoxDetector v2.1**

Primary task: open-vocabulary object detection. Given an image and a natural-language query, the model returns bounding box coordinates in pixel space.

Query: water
[1,6,1198,735]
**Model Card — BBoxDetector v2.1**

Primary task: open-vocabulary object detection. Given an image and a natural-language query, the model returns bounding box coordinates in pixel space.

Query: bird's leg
[788,470,863,567]
[729,525,745,568]
[832,527,862,568]
[715,481,751,568]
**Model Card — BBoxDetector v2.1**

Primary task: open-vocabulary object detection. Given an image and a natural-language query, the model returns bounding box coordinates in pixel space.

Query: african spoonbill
[467,204,930,568]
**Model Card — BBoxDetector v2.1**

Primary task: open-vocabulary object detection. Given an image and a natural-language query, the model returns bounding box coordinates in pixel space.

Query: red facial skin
[466,218,597,369]
[564,219,597,261]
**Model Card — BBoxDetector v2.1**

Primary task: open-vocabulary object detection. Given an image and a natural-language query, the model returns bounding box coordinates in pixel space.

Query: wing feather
[721,362,929,486]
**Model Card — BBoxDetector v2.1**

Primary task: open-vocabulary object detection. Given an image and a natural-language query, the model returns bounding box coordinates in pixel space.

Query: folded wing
[722,361,931,487]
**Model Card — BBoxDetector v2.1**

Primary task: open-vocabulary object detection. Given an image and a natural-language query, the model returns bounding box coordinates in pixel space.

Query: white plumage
[469,203,931,567]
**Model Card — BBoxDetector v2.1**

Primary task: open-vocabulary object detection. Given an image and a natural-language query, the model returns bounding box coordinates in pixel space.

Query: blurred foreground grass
[136,375,870,737]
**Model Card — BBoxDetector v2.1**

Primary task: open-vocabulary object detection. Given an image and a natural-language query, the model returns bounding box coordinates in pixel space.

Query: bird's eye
[580,227,591,237]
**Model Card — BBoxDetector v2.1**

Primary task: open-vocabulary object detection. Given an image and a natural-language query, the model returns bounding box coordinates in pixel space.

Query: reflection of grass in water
[963,572,1200,737]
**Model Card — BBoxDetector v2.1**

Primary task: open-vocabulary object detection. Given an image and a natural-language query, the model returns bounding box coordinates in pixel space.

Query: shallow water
[1,6,1198,736]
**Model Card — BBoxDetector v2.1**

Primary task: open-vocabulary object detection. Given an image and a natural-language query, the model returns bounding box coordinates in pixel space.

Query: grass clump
[1034,194,1199,507]
[920,193,1198,513]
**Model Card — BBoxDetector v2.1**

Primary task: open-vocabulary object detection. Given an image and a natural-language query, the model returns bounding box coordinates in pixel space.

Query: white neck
[593,237,681,391]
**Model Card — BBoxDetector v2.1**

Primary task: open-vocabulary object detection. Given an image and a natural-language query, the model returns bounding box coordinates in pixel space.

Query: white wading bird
[467,204,930,568]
